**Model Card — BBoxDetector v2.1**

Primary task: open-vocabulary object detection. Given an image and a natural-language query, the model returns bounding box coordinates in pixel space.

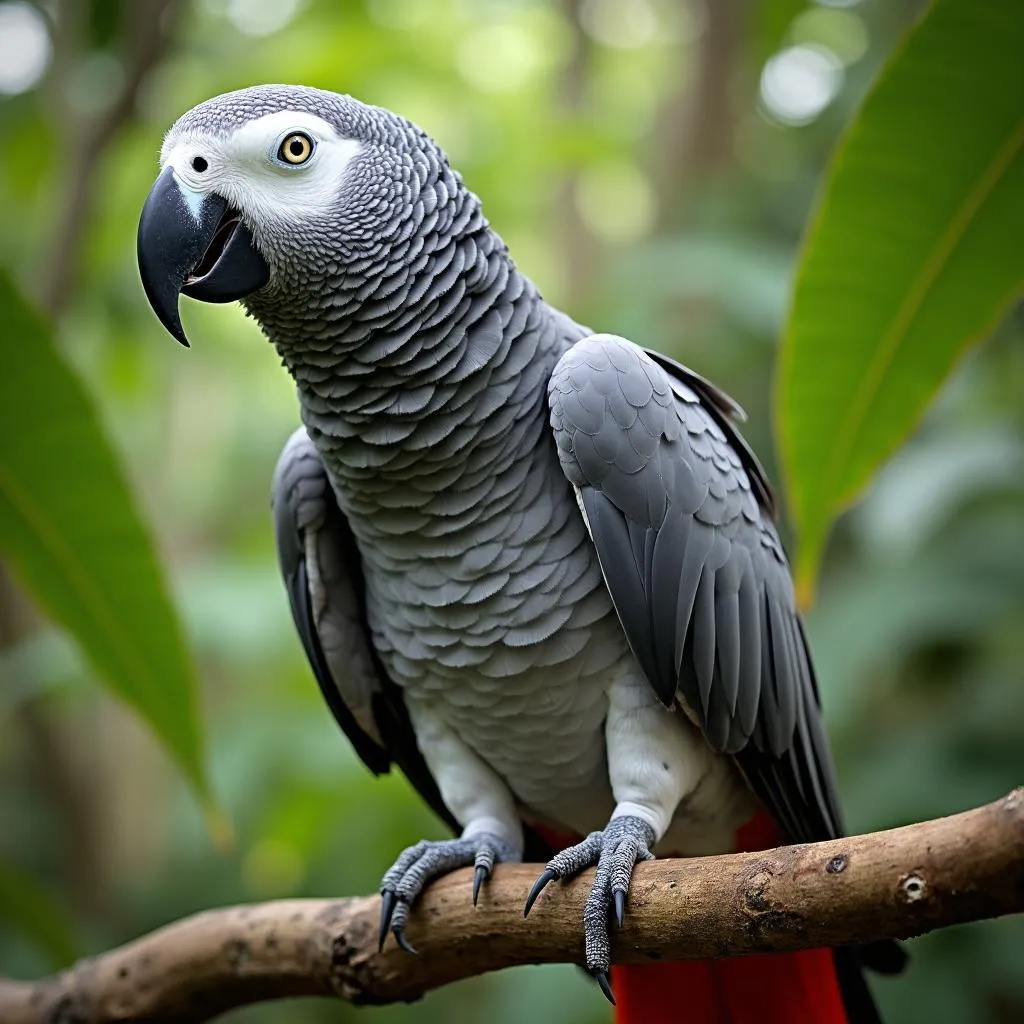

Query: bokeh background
[1,1,1022,1021]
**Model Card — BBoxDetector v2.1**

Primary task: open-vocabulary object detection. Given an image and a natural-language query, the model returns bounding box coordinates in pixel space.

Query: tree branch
[1,791,1021,1023]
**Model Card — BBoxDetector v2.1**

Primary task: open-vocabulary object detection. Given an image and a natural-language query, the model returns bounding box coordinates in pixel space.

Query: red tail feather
[612,812,847,1024]
[611,947,847,1024]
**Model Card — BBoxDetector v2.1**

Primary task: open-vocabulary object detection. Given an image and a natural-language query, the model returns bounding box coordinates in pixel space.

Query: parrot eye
[278,132,315,166]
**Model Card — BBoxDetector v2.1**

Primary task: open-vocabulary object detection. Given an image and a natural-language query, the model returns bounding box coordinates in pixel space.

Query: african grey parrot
[137,85,903,1024]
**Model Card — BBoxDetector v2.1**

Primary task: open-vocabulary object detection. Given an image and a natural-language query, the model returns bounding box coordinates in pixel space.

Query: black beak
[137,166,270,347]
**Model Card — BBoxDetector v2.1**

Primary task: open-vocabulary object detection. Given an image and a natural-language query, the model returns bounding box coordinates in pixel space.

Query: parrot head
[137,84,428,346]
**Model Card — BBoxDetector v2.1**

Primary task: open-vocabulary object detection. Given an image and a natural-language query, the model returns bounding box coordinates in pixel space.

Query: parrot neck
[253,218,587,552]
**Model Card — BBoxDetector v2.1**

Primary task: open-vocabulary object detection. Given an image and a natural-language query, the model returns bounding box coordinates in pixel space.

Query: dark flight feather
[550,337,848,846]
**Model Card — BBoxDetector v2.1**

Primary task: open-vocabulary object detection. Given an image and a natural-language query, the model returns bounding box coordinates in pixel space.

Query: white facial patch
[160,110,362,231]
[175,179,207,223]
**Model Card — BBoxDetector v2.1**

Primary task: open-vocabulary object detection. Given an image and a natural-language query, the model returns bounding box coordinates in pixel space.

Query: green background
[1,1,1021,1022]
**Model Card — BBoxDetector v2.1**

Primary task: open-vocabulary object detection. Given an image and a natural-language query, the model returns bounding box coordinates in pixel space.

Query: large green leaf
[0,273,208,797]
[776,0,1024,603]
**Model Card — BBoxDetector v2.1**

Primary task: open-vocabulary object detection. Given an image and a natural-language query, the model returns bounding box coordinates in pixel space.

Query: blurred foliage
[0,2,1021,1023]
[0,858,78,970]
[778,0,1024,600]
[0,272,207,798]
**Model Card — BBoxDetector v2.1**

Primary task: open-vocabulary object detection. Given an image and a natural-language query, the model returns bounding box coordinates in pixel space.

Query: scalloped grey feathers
[272,427,567,862]
[271,427,457,831]
[194,85,850,847]
[158,88,903,1008]
[548,334,844,843]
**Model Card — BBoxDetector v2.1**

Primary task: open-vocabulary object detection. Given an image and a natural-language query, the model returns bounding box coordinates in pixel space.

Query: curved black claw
[378,890,397,952]
[393,926,418,955]
[593,969,616,1005]
[378,833,518,953]
[473,864,489,906]
[531,818,655,982]
[523,868,556,917]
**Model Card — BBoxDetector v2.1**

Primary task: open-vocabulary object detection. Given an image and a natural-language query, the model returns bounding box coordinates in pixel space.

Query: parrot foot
[378,834,517,953]
[523,815,655,1000]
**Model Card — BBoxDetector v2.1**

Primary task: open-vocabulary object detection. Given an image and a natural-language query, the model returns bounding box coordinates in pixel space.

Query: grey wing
[271,427,458,832]
[548,334,843,844]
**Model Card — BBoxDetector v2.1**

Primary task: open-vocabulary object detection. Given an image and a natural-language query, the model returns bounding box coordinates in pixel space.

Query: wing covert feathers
[548,334,843,844]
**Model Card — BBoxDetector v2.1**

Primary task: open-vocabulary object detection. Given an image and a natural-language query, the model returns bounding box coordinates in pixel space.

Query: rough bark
[1,790,1021,1023]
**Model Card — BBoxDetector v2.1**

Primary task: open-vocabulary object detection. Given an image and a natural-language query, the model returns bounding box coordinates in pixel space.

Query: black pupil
[289,138,305,157]
[192,156,208,172]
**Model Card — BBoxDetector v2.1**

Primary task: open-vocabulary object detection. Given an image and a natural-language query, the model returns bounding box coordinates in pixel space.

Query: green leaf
[0,273,208,798]
[776,0,1024,603]
[0,859,78,969]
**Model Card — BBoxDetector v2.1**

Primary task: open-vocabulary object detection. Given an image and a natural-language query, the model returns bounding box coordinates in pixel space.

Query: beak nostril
[192,156,208,173]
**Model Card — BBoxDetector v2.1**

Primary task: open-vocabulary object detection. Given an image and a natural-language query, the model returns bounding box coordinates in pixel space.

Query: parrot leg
[378,703,525,952]
[524,815,655,1001]
[378,833,518,952]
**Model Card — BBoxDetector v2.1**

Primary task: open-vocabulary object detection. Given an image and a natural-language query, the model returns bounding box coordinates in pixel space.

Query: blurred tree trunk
[556,0,597,310]
[652,0,746,226]
[41,0,182,315]
[0,567,107,917]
